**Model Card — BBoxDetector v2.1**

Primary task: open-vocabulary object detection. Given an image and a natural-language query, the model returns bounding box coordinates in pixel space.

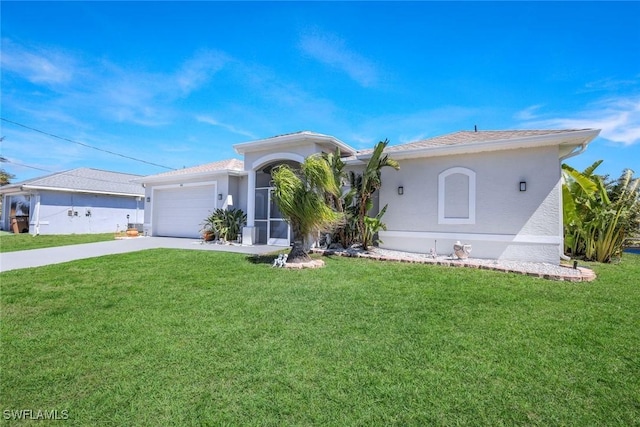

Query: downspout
[559,142,587,161]
[33,193,41,235]
[136,196,141,225]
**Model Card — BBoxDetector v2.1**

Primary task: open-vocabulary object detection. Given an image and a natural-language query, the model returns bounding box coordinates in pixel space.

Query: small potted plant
[200,213,219,242]
[125,215,139,237]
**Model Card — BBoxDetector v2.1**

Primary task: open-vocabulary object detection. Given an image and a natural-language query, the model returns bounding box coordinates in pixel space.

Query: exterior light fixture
[218,193,223,200]
[519,181,527,192]
[398,186,404,195]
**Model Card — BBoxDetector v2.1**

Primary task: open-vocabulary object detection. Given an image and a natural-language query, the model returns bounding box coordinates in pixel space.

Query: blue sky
[2,1,639,182]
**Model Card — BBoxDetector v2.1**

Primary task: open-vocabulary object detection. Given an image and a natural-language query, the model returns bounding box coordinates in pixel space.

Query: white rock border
[312,248,596,282]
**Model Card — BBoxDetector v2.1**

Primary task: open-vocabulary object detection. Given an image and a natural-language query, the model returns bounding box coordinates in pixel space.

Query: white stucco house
[0,168,145,235]
[139,128,600,264]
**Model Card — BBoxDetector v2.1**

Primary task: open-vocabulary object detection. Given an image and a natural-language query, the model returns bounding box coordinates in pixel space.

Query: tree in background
[562,161,639,262]
[1,145,16,186]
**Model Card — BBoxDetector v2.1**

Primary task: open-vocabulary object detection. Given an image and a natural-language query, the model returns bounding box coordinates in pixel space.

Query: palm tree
[353,139,399,249]
[271,155,343,263]
[322,148,358,247]
[322,147,347,213]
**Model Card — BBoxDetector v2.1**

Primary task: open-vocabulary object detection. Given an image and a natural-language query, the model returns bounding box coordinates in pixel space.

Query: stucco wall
[32,191,143,235]
[229,175,248,214]
[378,146,562,263]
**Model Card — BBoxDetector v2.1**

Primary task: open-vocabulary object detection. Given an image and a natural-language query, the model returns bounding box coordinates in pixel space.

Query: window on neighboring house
[438,167,476,224]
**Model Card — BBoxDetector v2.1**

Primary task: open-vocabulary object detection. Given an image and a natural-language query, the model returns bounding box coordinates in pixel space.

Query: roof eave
[234,132,356,156]
[358,129,601,161]
[20,185,144,198]
[138,169,247,184]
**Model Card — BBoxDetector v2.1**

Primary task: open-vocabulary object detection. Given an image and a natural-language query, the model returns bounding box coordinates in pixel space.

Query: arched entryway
[252,159,300,245]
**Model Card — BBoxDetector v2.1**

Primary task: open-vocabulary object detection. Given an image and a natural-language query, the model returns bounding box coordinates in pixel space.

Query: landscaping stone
[283,259,325,269]
[312,247,596,282]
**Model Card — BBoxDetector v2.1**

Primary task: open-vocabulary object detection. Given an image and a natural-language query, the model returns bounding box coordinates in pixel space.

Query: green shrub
[201,208,247,242]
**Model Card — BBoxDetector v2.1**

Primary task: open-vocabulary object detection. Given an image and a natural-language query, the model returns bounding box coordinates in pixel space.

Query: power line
[1,158,52,173]
[1,117,175,170]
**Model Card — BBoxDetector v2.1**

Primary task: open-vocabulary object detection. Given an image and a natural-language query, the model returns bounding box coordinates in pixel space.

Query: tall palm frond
[271,155,344,263]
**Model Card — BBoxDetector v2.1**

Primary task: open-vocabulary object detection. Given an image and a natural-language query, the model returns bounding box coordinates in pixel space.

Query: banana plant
[562,162,639,262]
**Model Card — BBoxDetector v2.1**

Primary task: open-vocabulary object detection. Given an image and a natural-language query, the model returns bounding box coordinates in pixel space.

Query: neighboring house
[140,129,600,264]
[0,168,145,235]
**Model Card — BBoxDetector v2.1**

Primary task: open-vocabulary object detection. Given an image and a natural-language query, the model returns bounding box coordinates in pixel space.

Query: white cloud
[175,49,229,95]
[581,76,640,93]
[0,38,75,85]
[514,104,544,121]
[2,39,232,127]
[299,31,379,88]
[522,96,640,146]
[196,115,258,139]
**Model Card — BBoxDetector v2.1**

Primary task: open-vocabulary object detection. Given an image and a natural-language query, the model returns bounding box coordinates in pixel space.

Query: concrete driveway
[0,237,281,272]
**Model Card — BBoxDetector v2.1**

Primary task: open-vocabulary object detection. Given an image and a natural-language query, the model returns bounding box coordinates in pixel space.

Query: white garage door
[153,184,216,238]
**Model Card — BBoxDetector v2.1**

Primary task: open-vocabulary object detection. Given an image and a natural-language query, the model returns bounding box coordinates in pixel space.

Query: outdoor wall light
[218,193,223,200]
[519,181,527,192]
[398,186,404,195]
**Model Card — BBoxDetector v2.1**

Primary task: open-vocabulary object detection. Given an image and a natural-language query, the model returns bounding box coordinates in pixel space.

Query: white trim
[19,185,143,198]
[247,171,256,227]
[136,169,246,184]
[438,167,476,225]
[251,152,306,171]
[380,230,562,245]
[234,132,356,156]
[151,181,217,190]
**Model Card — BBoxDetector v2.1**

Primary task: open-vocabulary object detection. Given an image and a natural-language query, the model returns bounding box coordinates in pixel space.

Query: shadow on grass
[246,250,288,265]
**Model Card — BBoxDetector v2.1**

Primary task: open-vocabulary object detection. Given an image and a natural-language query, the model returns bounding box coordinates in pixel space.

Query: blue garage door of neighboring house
[153,184,216,238]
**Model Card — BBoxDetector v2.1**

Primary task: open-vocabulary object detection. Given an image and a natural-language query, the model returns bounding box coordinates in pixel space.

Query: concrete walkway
[0,237,281,273]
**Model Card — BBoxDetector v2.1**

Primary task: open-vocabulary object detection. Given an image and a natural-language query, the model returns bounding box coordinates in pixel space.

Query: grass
[0,233,115,253]
[1,250,639,426]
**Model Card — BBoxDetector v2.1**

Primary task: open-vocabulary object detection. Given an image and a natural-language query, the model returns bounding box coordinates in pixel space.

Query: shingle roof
[142,158,244,180]
[4,168,144,196]
[351,129,595,157]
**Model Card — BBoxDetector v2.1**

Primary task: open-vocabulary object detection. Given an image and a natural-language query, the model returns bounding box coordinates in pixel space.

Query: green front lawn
[0,233,115,253]
[1,251,639,425]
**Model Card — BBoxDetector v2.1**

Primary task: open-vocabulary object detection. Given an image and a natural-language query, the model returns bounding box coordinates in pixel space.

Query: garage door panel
[153,185,216,238]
